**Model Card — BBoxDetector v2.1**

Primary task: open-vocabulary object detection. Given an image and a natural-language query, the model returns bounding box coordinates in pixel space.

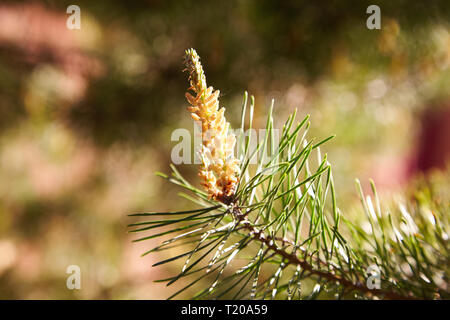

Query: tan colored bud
[183,49,240,204]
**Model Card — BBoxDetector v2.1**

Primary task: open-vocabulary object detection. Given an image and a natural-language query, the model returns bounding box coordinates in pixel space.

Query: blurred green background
[0,0,449,299]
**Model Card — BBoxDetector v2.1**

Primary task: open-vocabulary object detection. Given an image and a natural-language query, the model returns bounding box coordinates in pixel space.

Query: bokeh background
[0,0,449,299]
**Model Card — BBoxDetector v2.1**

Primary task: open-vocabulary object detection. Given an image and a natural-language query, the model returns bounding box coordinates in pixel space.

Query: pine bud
[183,49,240,204]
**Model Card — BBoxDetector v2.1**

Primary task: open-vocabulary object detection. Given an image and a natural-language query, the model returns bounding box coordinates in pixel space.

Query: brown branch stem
[233,211,416,300]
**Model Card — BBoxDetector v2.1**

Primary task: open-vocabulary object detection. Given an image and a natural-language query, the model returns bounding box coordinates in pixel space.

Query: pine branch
[129,49,450,300]
[235,214,415,300]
